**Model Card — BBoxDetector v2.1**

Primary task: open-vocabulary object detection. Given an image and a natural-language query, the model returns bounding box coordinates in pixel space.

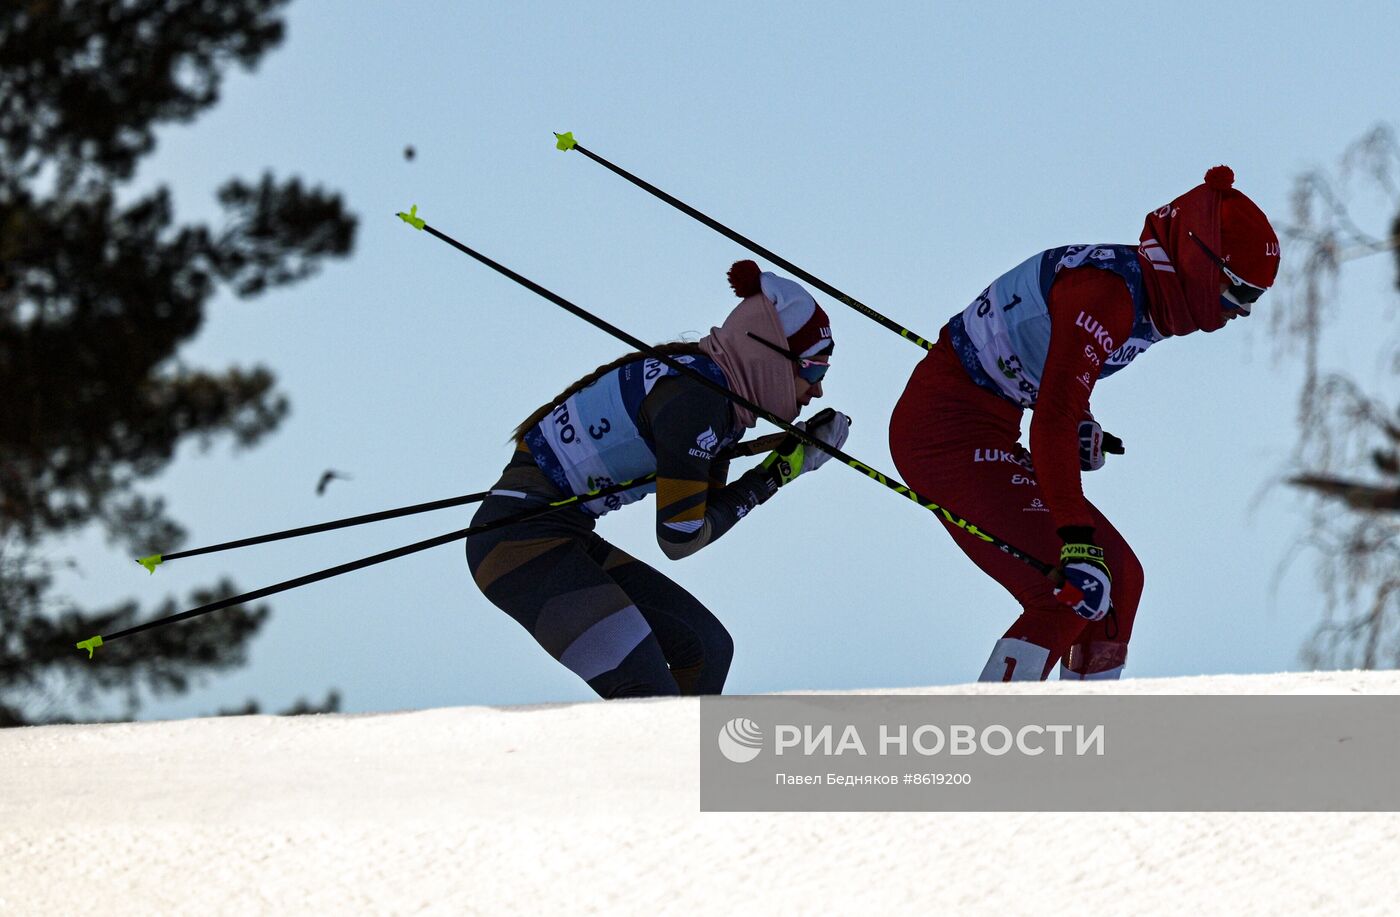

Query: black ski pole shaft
[395,205,1054,579]
[133,437,785,574]
[553,131,936,351]
[76,475,654,658]
[136,489,496,573]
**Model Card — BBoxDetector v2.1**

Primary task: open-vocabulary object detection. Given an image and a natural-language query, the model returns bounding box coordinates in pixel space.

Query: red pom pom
[1204,165,1235,191]
[727,260,762,298]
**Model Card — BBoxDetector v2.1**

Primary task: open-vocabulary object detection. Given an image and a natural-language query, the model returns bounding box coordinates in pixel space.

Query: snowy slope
[3,671,1399,916]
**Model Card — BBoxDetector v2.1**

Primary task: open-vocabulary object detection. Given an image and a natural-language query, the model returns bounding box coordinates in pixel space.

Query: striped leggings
[465,487,733,699]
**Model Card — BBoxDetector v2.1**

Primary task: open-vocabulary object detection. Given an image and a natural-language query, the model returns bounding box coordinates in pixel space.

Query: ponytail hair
[511,341,706,442]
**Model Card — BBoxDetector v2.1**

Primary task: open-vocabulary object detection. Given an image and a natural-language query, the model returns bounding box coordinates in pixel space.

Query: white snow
[4,670,1399,916]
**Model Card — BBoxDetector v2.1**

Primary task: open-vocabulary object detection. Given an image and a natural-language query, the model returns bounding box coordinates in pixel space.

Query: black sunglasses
[1187,231,1267,314]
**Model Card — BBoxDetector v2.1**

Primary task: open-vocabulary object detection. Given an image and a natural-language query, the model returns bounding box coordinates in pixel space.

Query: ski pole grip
[718,432,788,458]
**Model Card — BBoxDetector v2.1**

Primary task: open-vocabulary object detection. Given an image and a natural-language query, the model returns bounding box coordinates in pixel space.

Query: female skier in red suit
[888,167,1280,681]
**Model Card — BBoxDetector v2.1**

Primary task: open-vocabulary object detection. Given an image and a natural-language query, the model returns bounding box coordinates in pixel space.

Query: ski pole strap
[553,131,936,351]
[1059,543,1107,565]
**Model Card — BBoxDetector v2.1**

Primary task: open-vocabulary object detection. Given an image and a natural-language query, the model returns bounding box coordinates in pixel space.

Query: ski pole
[132,434,787,573]
[553,131,936,351]
[395,205,1054,579]
[134,489,497,573]
[76,474,655,658]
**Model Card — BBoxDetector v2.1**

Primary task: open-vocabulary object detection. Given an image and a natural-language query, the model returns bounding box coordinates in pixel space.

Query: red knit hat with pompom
[727,259,762,298]
[1206,166,1281,288]
[1139,165,1280,336]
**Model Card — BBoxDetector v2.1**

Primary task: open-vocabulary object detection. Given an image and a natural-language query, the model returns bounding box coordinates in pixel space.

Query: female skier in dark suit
[467,261,849,698]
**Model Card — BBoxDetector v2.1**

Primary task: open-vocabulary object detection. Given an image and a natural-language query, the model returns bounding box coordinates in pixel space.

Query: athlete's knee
[672,624,732,695]
[1099,545,1143,645]
[708,626,735,687]
[710,623,734,668]
[1111,544,1145,614]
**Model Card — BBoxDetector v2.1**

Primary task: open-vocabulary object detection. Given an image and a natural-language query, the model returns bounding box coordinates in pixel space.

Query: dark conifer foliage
[0,1,354,724]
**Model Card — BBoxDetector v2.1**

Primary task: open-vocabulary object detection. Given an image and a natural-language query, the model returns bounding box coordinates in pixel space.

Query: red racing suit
[889,249,1156,679]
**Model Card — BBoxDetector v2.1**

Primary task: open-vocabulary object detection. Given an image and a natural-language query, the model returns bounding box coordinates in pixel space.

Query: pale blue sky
[53,1,1400,717]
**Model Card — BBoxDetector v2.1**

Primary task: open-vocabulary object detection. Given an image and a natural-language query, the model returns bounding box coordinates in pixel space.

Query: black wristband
[1057,525,1097,545]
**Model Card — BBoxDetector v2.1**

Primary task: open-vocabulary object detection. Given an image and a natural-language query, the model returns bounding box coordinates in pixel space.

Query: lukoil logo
[718,717,764,763]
